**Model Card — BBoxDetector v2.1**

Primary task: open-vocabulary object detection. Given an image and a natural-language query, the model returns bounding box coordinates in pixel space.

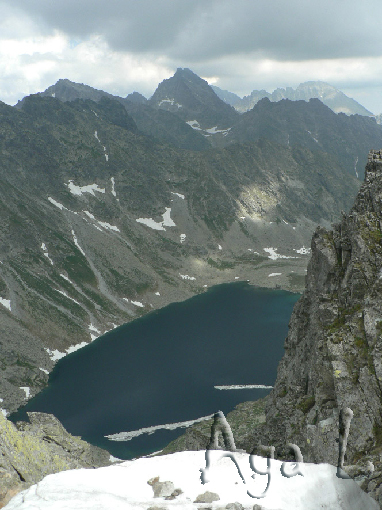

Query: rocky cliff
[0,412,111,508]
[256,149,382,504]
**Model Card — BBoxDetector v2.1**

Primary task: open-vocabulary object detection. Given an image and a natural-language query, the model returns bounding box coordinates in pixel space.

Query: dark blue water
[10,282,300,459]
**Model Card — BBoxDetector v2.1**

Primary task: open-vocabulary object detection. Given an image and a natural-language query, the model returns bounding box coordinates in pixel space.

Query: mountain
[222,81,374,116]
[0,93,361,419]
[17,78,208,151]
[225,97,382,179]
[149,68,239,137]
[3,450,378,509]
[210,84,242,107]
[163,151,382,505]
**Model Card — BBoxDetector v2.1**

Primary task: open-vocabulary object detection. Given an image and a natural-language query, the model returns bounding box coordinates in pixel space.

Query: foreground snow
[5,450,377,509]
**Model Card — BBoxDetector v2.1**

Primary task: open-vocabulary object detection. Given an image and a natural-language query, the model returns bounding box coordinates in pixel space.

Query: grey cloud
[9,0,382,61]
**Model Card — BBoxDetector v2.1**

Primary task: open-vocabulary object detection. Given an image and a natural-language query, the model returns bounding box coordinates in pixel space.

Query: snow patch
[123,299,144,308]
[71,230,86,256]
[55,289,81,305]
[263,247,297,260]
[136,207,176,231]
[136,217,165,230]
[1,409,8,417]
[0,298,11,311]
[179,274,196,280]
[65,180,105,197]
[89,323,101,334]
[66,342,89,354]
[48,197,66,210]
[218,244,222,250]
[215,384,273,390]
[186,120,202,130]
[155,292,160,296]
[131,300,144,308]
[293,246,311,255]
[268,273,282,277]
[41,243,54,265]
[45,348,66,362]
[158,98,182,108]
[110,177,117,197]
[20,386,30,398]
[171,191,185,199]
[106,414,214,441]
[60,274,74,285]
[7,450,378,510]
[180,234,186,243]
[162,207,176,227]
[39,367,49,375]
[204,126,231,135]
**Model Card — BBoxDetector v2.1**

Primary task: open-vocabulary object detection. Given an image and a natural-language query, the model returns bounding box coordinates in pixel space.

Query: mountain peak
[149,68,238,129]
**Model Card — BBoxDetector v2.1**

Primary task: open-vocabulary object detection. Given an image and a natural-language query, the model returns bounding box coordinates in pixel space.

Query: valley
[1,70,372,417]
[1,67,382,506]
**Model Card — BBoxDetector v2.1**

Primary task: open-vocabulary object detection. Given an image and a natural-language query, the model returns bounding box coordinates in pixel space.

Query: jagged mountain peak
[149,68,239,131]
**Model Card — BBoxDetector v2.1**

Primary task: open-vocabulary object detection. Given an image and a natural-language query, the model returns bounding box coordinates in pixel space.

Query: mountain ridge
[213,80,374,117]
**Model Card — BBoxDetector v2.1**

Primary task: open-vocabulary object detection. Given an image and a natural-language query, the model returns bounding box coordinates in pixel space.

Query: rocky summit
[164,150,382,506]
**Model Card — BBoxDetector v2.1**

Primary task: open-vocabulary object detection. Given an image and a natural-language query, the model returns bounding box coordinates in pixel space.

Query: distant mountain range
[26,69,382,179]
[212,81,375,116]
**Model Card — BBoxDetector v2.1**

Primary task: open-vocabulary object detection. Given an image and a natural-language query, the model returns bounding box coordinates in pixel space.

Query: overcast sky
[1,0,382,113]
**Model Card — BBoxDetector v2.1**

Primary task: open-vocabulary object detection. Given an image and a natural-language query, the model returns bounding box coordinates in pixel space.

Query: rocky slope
[164,150,382,506]
[0,412,111,508]
[225,97,382,179]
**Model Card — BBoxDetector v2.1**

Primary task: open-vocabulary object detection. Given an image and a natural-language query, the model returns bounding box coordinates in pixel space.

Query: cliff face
[262,149,382,502]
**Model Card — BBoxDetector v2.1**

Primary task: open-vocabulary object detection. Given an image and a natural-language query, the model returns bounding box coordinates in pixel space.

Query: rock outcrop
[0,412,111,508]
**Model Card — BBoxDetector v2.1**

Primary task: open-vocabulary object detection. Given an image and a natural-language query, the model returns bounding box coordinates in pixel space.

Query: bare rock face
[258,150,382,504]
[0,412,111,508]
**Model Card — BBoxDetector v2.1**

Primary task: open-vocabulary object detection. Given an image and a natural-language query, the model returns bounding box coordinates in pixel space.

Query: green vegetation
[207,258,235,270]
[297,395,316,414]
[62,253,97,287]
[325,304,362,334]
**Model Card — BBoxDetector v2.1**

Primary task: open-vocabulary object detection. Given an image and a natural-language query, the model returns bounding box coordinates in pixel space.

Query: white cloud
[1,0,382,113]
[0,31,173,105]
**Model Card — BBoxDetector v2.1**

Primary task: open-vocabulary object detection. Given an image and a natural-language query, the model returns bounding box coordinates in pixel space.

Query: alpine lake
[10,282,300,460]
